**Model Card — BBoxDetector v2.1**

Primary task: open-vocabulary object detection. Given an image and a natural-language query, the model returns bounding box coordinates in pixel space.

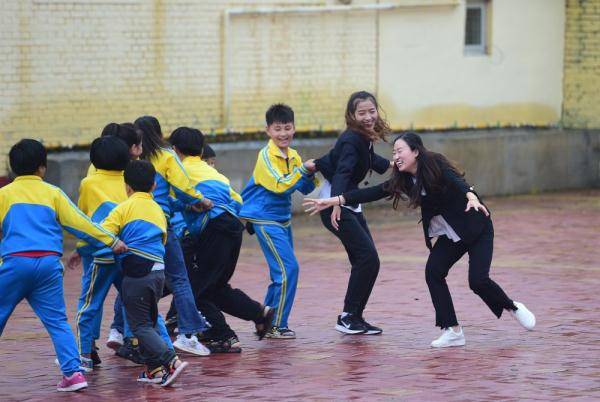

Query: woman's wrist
[466,191,478,202]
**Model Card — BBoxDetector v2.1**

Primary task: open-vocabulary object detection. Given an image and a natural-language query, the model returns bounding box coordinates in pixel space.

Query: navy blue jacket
[315,130,390,208]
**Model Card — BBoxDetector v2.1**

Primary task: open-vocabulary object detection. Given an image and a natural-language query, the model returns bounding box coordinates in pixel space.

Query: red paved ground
[1,190,599,401]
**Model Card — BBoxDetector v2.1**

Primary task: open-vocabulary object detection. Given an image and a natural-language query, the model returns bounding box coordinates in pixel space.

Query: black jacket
[315,129,390,208]
[343,166,489,249]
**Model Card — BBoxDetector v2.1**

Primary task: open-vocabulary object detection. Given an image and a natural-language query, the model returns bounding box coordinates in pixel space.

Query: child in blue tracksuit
[0,139,126,392]
[97,159,188,387]
[239,104,318,339]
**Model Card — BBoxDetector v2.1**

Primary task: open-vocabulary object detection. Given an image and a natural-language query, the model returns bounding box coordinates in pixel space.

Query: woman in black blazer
[312,91,392,335]
[305,132,535,347]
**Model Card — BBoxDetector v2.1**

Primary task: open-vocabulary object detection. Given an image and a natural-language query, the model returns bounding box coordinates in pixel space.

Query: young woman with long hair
[310,91,393,335]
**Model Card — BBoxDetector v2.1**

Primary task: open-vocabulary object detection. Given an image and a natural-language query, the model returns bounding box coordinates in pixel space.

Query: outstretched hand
[303,159,317,173]
[302,197,336,216]
[465,198,489,217]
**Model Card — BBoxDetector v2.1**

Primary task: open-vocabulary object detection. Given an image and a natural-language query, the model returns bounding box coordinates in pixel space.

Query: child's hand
[192,198,213,212]
[303,159,317,173]
[66,251,82,271]
[111,240,128,254]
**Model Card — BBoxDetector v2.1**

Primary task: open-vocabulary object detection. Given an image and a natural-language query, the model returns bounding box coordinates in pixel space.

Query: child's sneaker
[91,346,102,366]
[430,327,466,348]
[161,358,188,387]
[116,337,144,364]
[106,328,124,350]
[79,356,94,373]
[265,326,296,339]
[255,306,275,340]
[173,334,211,356]
[137,367,165,384]
[57,372,88,392]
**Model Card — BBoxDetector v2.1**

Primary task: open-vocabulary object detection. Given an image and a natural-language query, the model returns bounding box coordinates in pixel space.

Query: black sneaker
[335,314,367,334]
[115,337,144,365]
[91,346,102,366]
[360,317,383,335]
[255,306,275,340]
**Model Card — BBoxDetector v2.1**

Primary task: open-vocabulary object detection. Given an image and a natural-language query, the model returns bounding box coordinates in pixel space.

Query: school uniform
[173,156,264,340]
[75,169,127,355]
[148,148,209,335]
[239,140,318,329]
[0,175,118,376]
[98,191,175,369]
[342,164,516,328]
[314,129,390,317]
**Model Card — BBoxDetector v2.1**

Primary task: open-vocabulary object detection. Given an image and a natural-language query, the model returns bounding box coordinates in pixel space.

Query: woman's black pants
[320,207,380,317]
[425,219,516,328]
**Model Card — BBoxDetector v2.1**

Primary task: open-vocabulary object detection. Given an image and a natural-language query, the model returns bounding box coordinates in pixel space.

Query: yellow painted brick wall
[563,0,600,128]
[2,0,372,175]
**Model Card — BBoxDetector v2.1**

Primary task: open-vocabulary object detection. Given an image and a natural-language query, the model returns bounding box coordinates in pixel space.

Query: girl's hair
[383,132,464,209]
[135,115,167,160]
[344,91,391,141]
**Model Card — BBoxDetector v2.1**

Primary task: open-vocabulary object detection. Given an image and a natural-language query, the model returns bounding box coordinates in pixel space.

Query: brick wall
[563,0,600,128]
[0,0,377,175]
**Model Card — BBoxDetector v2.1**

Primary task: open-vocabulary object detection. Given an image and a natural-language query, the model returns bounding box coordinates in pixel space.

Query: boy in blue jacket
[0,139,126,392]
[239,104,318,339]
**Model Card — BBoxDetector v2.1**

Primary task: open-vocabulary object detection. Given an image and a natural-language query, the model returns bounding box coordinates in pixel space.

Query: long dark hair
[384,132,464,209]
[344,91,390,142]
[135,115,167,160]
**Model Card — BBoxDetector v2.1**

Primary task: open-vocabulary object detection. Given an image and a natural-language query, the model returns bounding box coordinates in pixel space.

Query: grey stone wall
[46,129,600,211]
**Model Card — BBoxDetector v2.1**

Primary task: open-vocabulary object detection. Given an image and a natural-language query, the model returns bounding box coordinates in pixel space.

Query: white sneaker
[510,301,536,330]
[431,327,466,348]
[106,328,124,350]
[173,334,211,356]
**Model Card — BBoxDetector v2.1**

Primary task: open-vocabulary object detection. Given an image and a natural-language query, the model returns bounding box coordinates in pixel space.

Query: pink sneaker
[57,372,88,392]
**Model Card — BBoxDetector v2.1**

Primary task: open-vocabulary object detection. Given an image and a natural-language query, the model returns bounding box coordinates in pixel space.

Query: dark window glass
[465,8,482,45]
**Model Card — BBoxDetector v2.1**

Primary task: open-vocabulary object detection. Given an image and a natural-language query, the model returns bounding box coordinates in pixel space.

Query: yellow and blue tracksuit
[170,156,243,236]
[0,175,117,376]
[96,192,167,264]
[239,140,318,328]
[147,148,209,334]
[74,169,127,355]
[150,148,205,215]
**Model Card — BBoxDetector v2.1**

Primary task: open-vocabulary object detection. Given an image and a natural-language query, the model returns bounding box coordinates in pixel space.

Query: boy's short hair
[202,144,216,160]
[266,103,294,126]
[124,160,156,192]
[169,127,204,157]
[90,136,130,171]
[9,139,47,176]
[101,122,142,148]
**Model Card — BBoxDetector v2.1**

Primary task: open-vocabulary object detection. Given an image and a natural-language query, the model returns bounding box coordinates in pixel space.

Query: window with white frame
[464,0,488,55]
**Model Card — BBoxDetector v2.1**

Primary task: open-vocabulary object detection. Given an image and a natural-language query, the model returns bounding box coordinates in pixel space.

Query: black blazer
[315,129,390,208]
[343,166,490,249]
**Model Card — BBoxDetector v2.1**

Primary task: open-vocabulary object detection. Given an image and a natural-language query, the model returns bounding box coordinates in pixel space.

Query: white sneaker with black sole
[335,314,367,334]
[430,327,466,348]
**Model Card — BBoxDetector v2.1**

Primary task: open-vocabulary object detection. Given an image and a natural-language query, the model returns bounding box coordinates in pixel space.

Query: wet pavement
[1,190,599,401]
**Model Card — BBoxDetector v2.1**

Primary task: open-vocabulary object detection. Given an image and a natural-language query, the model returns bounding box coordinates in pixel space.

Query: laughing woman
[304,132,535,348]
